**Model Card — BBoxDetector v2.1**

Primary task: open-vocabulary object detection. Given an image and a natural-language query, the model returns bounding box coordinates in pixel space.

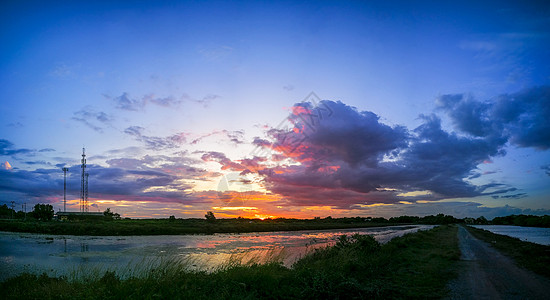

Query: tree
[104,208,121,220]
[475,216,488,225]
[32,204,54,221]
[205,211,216,221]
[0,204,15,219]
[104,208,114,218]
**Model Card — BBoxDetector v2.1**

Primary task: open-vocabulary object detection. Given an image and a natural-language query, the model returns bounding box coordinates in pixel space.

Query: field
[0,225,460,299]
[0,218,399,236]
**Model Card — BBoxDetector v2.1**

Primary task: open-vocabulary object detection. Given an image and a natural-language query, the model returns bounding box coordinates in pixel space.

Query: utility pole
[62,167,69,212]
[10,201,15,219]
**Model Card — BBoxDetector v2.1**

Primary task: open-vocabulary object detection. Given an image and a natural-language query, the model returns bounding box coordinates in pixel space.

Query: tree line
[1,204,549,227]
[0,204,120,221]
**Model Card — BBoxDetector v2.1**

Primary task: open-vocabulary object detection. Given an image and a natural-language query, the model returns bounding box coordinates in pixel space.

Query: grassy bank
[0,218,400,236]
[0,225,459,299]
[465,226,550,278]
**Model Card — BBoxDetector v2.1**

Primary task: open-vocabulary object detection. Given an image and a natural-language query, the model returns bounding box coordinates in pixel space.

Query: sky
[1,0,549,219]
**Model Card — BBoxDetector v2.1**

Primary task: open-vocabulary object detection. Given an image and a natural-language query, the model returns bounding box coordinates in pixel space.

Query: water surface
[0,225,434,281]
[470,225,550,246]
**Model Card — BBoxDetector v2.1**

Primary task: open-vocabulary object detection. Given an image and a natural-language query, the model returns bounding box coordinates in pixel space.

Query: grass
[0,225,460,299]
[465,225,550,278]
[0,218,400,236]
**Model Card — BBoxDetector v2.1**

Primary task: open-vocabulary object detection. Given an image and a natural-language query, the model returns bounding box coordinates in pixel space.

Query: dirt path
[446,226,550,299]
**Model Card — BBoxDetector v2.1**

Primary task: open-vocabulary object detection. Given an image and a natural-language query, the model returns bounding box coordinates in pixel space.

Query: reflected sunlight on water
[0,225,434,280]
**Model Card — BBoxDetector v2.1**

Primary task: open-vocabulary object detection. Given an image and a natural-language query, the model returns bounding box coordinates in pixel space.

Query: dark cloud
[39,148,55,152]
[124,126,187,150]
[491,193,527,199]
[24,160,51,166]
[0,139,32,156]
[72,107,113,133]
[237,99,520,208]
[437,85,550,149]
[355,201,550,219]
[201,151,245,171]
[0,154,211,205]
[542,165,550,176]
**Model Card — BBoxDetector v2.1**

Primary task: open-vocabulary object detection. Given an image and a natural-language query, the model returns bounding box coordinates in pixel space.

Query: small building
[56,211,104,221]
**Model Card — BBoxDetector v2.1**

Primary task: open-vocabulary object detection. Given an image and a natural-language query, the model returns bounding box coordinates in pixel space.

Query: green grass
[0,218,399,236]
[0,225,460,299]
[465,225,550,278]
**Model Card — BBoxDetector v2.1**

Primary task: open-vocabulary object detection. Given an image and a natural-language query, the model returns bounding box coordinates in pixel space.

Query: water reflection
[470,225,550,245]
[0,225,434,281]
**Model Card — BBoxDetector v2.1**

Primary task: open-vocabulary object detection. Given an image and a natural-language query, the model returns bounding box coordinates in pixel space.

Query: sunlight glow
[397,190,432,197]
[212,206,258,211]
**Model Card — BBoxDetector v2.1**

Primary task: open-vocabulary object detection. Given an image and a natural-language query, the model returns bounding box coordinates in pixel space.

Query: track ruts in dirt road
[446,226,550,299]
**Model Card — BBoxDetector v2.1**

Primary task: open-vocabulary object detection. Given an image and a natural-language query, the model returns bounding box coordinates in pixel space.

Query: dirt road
[446,226,550,299]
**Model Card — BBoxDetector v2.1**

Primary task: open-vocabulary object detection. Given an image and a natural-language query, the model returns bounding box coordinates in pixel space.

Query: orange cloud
[2,161,12,170]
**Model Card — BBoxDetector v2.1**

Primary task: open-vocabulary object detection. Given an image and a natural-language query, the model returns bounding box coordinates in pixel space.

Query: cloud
[542,165,550,176]
[201,151,246,171]
[72,107,113,133]
[124,126,188,150]
[491,193,527,199]
[208,99,525,208]
[145,94,182,108]
[106,92,219,110]
[436,85,550,149]
[197,45,233,61]
[181,93,220,107]
[190,130,245,145]
[0,154,211,205]
[2,161,12,170]
[49,62,79,78]
[110,93,144,111]
[7,122,23,128]
[0,139,32,156]
[351,201,550,219]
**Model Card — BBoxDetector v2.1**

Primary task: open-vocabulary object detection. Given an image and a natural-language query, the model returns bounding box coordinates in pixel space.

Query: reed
[1,225,460,299]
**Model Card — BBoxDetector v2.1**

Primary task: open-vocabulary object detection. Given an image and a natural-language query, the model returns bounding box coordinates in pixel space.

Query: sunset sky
[1,0,549,219]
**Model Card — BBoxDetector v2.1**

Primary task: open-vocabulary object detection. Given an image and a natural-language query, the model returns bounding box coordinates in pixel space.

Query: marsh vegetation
[1,225,460,299]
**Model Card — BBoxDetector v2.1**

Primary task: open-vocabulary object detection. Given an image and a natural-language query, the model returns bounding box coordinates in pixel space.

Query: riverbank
[0,218,404,236]
[1,225,460,299]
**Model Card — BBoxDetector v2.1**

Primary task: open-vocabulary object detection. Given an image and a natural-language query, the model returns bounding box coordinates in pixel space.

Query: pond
[470,225,550,246]
[0,225,435,281]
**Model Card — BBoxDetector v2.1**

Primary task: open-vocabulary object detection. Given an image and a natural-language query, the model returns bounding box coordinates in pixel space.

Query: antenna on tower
[62,167,69,212]
[85,173,89,212]
[80,148,86,213]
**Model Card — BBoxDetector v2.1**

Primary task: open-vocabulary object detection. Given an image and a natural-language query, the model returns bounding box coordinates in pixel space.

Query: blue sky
[1,0,549,219]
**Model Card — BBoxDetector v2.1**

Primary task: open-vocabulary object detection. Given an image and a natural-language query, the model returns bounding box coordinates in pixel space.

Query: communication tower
[80,148,86,213]
[85,173,89,212]
[62,167,69,212]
